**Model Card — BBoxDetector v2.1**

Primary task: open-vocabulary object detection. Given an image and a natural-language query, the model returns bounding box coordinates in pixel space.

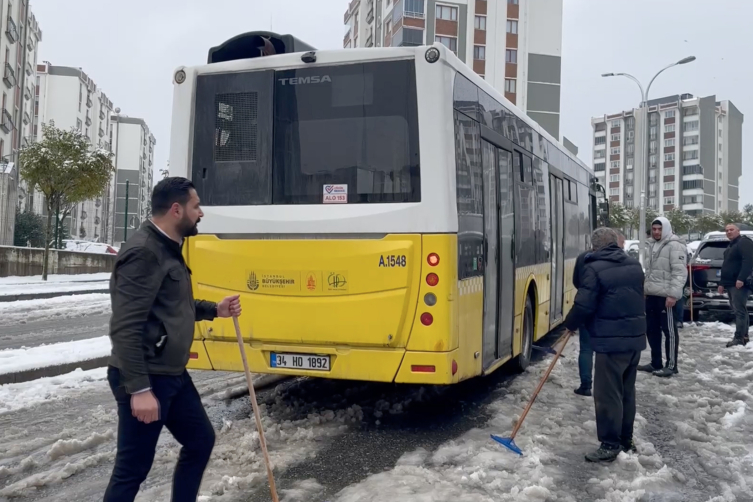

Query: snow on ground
[0,336,111,375]
[0,273,111,285]
[0,293,111,326]
[0,273,110,297]
[0,368,107,414]
[323,323,753,502]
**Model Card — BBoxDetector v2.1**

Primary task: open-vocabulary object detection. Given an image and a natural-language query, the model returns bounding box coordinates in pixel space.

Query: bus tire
[514,294,534,372]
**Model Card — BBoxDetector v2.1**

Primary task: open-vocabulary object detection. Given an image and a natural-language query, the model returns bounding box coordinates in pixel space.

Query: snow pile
[0,272,111,285]
[0,293,111,325]
[0,367,107,414]
[0,336,111,375]
[327,322,753,501]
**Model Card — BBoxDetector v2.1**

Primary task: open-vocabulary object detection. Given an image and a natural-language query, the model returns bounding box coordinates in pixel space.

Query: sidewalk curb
[0,356,110,385]
[0,288,108,303]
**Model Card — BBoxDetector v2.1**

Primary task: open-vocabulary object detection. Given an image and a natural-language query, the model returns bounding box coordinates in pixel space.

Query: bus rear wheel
[514,294,534,372]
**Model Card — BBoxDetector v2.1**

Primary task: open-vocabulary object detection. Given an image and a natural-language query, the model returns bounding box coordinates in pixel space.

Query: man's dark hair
[151,177,195,216]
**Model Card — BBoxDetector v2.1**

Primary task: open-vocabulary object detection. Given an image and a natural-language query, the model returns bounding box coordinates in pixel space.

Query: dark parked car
[684,232,753,320]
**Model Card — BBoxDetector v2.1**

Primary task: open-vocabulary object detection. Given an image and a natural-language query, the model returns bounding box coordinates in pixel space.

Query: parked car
[684,232,753,320]
[63,239,119,255]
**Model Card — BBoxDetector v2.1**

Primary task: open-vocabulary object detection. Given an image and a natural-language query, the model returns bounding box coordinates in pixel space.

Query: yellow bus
[168,32,596,385]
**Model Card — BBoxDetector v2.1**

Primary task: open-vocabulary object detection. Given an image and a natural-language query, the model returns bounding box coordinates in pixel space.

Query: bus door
[480,140,515,368]
[549,175,565,323]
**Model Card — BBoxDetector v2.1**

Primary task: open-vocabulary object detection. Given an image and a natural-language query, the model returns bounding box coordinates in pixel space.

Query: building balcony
[1,109,14,133]
[23,85,31,100]
[22,136,32,147]
[23,111,29,125]
[366,34,373,47]
[25,61,32,76]
[99,109,106,120]
[86,96,93,108]
[98,127,104,138]
[5,17,17,43]
[85,115,92,126]
[391,26,424,47]
[3,63,16,88]
[366,6,374,23]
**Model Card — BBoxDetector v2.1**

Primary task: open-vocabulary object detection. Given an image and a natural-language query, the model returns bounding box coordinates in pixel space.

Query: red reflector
[689,264,711,271]
[420,312,434,326]
[427,253,440,266]
[411,365,436,373]
[452,360,458,376]
[189,352,199,360]
[426,273,439,287]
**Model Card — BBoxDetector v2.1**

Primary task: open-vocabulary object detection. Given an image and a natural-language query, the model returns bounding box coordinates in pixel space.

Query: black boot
[585,443,621,463]
[653,367,675,378]
[637,363,659,373]
[726,338,746,348]
[621,439,637,454]
[574,386,592,397]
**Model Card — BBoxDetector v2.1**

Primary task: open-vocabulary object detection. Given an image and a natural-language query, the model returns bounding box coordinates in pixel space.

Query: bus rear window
[191,60,420,206]
[273,60,420,204]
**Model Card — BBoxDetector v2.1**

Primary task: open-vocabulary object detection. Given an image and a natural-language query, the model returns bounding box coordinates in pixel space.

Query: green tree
[13,209,46,248]
[694,212,723,235]
[627,206,659,239]
[665,207,693,236]
[19,123,114,280]
[718,210,744,227]
[742,204,753,226]
[607,201,631,231]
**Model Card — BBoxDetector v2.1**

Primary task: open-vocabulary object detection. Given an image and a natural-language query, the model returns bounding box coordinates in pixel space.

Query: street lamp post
[602,56,696,268]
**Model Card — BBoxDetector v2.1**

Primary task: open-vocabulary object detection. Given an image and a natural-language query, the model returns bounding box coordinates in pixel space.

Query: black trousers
[728,286,750,341]
[103,367,216,502]
[593,351,640,449]
[645,295,679,370]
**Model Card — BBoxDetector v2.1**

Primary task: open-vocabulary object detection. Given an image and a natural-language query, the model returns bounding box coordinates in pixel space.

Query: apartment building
[342,0,563,138]
[30,63,116,242]
[0,0,42,246]
[110,114,155,246]
[592,94,743,216]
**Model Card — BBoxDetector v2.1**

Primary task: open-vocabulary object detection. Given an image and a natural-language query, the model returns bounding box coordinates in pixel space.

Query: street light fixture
[601,56,696,268]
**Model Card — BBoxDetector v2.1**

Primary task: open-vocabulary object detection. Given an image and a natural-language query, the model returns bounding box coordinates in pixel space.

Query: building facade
[342,0,563,138]
[30,63,115,243]
[111,115,155,245]
[0,0,42,245]
[592,94,743,216]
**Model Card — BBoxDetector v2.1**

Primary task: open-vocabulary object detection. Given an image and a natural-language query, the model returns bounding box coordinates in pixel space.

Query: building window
[664,124,675,133]
[719,143,723,151]
[474,15,486,30]
[594,136,606,145]
[664,153,675,161]
[649,126,657,139]
[649,140,657,153]
[665,139,675,147]
[626,117,635,128]
[610,188,619,196]
[683,150,699,160]
[665,167,675,176]
[665,110,675,118]
[683,135,699,146]
[385,19,391,36]
[719,129,723,137]
[505,49,517,64]
[627,130,634,140]
[626,171,634,181]
[506,20,518,34]
[504,78,516,94]
[649,154,657,166]
[626,144,634,155]
[626,158,634,170]
[508,0,518,3]
[610,120,620,128]
[593,149,605,159]
[473,45,486,60]
[435,36,457,53]
[611,134,620,142]
[610,160,620,168]
[664,182,675,190]
[626,186,634,196]
[436,4,458,21]
[610,147,620,155]
[76,118,82,131]
[594,163,605,172]
[686,120,699,131]
[610,174,620,182]
[665,197,675,205]
[684,107,699,116]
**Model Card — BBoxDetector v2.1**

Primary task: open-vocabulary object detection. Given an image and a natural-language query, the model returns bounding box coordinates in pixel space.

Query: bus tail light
[424,293,437,306]
[420,312,434,326]
[426,273,439,287]
[427,253,440,266]
[412,365,436,373]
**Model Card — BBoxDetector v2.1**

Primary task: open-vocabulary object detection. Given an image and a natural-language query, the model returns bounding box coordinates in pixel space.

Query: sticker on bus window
[323,184,348,204]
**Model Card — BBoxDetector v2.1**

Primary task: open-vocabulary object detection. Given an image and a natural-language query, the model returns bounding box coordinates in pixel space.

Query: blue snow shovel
[492,329,574,456]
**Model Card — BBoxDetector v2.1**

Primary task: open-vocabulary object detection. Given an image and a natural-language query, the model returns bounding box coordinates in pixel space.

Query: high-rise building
[0,1,42,245]
[342,0,563,138]
[110,114,155,245]
[592,94,743,216]
[31,62,116,243]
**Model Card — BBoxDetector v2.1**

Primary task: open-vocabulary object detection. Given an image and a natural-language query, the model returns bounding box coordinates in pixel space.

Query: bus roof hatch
[207,31,317,64]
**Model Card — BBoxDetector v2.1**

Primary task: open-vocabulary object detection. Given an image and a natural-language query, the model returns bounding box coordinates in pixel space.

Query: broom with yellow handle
[232,316,280,502]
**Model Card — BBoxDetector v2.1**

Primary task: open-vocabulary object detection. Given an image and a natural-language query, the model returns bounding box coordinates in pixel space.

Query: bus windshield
[193,59,420,206]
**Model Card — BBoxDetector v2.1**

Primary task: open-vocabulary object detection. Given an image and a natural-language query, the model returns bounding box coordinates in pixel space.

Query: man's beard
[179,216,200,238]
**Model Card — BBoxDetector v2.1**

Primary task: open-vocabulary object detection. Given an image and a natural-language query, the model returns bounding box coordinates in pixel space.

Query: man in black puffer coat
[565,227,647,463]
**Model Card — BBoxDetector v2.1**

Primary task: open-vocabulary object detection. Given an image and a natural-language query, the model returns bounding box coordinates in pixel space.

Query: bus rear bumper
[187,339,461,384]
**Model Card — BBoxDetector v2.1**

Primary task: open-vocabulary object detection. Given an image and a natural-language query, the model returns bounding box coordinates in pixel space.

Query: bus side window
[514,152,523,183]
[523,155,533,184]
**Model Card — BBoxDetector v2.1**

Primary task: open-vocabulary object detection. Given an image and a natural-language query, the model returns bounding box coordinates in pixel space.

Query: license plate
[270,352,330,371]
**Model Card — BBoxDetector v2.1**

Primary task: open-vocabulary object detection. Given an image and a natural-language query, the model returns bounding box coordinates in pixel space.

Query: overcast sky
[32,0,752,205]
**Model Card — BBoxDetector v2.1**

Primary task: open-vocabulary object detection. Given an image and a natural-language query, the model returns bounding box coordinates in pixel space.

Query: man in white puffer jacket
[639,216,688,378]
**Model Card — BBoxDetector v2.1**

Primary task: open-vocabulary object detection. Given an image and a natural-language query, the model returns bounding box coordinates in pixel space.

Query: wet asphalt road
[0,313,110,351]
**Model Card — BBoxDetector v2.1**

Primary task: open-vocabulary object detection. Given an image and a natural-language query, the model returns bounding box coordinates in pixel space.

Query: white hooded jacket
[643,216,688,299]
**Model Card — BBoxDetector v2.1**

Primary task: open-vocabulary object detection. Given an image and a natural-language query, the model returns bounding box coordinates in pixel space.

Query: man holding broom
[104,177,242,501]
[564,227,646,463]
